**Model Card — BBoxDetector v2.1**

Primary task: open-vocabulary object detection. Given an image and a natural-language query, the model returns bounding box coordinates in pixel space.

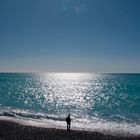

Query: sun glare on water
[43,73,89,80]
[54,73,84,79]
[38,73,96,114]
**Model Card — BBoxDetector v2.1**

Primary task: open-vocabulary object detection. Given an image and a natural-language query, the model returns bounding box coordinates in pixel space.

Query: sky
[0,0,140,73]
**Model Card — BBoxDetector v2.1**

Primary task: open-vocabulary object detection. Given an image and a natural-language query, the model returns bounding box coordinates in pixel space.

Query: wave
[0,109,140,137]
[108,114,140,125]
[0,110,65,121]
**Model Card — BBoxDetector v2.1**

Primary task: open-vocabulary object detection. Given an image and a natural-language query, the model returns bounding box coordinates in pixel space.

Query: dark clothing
[66,116,71,125]
[66,116,71,130]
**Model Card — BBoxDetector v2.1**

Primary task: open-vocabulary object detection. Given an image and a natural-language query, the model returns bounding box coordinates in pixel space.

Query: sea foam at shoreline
[0,73,140,136]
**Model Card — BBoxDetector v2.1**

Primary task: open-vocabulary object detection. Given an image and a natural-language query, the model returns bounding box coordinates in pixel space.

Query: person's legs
[69,124,71,130]
[68,124,71,130]
[67,124,70,131]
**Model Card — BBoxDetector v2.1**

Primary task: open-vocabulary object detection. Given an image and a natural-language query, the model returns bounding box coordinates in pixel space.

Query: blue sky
[0,0,140,73]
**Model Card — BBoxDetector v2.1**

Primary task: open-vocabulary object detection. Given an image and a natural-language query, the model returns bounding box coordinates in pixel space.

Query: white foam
[0,115,140,137]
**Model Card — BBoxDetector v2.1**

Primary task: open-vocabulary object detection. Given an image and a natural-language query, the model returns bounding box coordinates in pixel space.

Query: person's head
[68,114,70,117]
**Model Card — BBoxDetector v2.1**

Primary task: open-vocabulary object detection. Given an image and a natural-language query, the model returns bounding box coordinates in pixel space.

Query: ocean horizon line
[0,72,140,74]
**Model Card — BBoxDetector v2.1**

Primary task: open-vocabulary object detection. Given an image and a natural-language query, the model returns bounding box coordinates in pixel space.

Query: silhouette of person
[66,114,71,131]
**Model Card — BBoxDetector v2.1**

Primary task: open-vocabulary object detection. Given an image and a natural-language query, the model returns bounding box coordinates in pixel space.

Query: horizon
[0,0,140,73]
[0,72,140,74]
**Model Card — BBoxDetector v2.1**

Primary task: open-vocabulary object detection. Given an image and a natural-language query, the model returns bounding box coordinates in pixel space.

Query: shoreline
[0,118,140,140]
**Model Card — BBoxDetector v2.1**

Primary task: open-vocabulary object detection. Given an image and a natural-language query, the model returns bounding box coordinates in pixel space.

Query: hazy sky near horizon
[0,0,140,73]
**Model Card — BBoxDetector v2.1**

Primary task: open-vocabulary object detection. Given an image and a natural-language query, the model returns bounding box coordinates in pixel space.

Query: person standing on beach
[66,114,71,131]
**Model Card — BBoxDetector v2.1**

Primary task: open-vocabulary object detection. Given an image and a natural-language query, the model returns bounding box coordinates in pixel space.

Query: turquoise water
[0,73,140,135]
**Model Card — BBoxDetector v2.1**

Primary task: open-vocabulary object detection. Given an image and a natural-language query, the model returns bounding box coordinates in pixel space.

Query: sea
[0,73,140,136]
